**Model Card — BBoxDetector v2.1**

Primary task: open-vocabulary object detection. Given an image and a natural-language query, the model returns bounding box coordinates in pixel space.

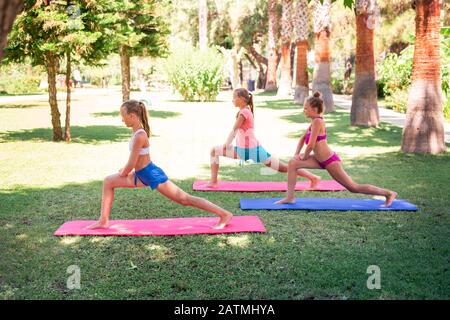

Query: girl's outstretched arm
[224,115,245,147]
[119,133,147,177]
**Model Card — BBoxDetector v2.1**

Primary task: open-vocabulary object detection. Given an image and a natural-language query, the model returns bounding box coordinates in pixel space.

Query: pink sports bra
[305,117,327,145]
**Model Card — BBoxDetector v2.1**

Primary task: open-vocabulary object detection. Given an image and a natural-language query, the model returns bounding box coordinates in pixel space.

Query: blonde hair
[234,87,254,118]
[121,100,151,136]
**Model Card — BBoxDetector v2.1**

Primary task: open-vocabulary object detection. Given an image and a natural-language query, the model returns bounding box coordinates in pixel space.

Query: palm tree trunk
[230,47,243,89]
[401,0,445,153]
[312,0,334,112]
[293,0,310,104]
[312,28,334,112]
[265,0,279,92]
[199,0,207,51]
[294,40,309,104]
[120,45,131,102]
[277,42,292,96]
[278,0,294,97]
[45,51,63,141]
[351,11,379,126]
[0,0,23,60]
[64,51,72,142]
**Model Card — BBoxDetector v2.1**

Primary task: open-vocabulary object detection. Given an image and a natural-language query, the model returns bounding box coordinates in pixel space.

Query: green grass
[0,125,131,144]
[0,95,449,300]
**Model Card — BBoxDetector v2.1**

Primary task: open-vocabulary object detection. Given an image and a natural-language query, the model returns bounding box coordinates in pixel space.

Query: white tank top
[128,128,150,155]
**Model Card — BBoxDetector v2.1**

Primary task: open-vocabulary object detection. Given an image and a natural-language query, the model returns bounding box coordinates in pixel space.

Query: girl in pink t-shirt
[205,88,320,188]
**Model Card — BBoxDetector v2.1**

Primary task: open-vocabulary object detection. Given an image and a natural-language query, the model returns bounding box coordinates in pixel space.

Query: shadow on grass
[255,99,301,110]
[91,109,181,119]
[0,92,46,97]
[254,91,277,97]
[0,125,133,144]
[0,102,50,109]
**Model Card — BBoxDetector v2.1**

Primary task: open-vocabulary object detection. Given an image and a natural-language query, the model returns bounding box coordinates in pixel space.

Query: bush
[378,46,414,98]
[331,75,344,94]
[376,79,385,98]
[444,97,450,120]
[384,89,409,113]
[331,64,353,95]
[0,63,44,95]
[164,45,225,102]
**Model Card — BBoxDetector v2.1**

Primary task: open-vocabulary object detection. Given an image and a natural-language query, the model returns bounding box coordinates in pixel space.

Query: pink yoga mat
[193,180,346,192]
[54,216,266,237]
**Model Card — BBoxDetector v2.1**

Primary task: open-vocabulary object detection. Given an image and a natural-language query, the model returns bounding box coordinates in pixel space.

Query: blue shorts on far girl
[234,145,272,163]
[134,162,169,190]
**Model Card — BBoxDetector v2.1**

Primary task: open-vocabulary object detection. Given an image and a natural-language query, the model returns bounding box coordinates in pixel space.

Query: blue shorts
[234,145,272,163]
[134,162,169,190]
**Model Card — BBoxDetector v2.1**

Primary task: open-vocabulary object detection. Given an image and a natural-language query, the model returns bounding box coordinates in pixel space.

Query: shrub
[378,46,414,98]
[164,45,225,102]
[0,63,44,95]
[384,88,409,113]
[444,96,450,120]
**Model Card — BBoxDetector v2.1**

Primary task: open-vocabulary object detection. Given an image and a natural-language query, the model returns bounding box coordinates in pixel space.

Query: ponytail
[248,92,254,117]
[121,99,152,137]
[139,101,151,137]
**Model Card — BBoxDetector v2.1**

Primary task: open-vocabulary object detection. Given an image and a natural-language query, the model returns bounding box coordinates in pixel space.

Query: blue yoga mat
[240,198,418,211]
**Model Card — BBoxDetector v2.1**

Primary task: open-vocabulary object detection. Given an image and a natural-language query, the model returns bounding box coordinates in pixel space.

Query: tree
[199,0,208,51]
[109,0,170,102]
[0,0,24,60]
[265,0,280,92]
[293,0,310,104]
[350,0,380,126]
[312,0,334,112]
[277,0,294,97]
[237,0,269,89]
[5,0,112,141]
[401,0,446,153]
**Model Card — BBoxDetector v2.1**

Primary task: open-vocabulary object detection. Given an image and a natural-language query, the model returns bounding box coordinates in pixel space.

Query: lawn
[0,90,449,299]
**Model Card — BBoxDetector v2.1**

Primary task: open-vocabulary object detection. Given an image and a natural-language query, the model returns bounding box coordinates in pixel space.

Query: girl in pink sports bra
[275,92,398,207]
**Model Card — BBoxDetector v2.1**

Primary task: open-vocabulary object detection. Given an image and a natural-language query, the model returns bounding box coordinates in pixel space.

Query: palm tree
[351,0,380,126]
[277,0,294,97]
[265,0,280,92]
[199,0,208,51]
[312,0,334,112]
[293,0,310,104]
[401,0,446,153]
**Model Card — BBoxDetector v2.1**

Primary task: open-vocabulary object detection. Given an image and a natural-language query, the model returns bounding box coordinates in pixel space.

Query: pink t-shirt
[236,108,259,148]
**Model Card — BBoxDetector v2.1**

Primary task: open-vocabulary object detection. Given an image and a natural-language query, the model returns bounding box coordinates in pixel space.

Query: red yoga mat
[54,216,266,237]
[193,180,346,192]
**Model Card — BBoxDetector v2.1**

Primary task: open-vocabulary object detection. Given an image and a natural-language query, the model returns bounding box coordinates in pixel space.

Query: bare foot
[204,181,219,188]
[212,212,233,229]
[382,191,397,207]
[274,197,296,205]
[308,175,321,190]
[86,221,110,230]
